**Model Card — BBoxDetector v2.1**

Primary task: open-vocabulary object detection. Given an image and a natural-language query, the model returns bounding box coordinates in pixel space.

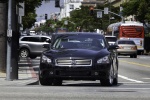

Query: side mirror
[43,44,51,49]
[108,45,119,50]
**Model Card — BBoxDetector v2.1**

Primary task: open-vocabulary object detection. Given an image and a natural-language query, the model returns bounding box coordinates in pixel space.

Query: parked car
[39,32,119,86]
[105,35,117,45]
[19,35,51,59]
[116,39,137,58]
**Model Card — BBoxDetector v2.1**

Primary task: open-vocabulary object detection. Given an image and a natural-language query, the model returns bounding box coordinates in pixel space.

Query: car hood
[43,48,109,59]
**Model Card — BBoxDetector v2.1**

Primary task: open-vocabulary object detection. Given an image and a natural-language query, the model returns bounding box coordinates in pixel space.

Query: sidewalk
[0,66,39,86]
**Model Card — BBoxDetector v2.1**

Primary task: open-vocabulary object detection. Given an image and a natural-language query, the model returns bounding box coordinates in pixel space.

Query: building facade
[111,0,129,7]
[82,0,105,7]
[60,0,106,19]
[60,0,83,19]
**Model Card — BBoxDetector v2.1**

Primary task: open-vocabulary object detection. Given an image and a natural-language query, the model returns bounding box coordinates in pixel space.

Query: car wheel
[100,65,114,86]
[134,54,137,58]
[53,79,62,86]
[113,73,118,85]
[130,55,133,58]
[19,48,29,58]
[39,77,53,86]
[39,70,53,86]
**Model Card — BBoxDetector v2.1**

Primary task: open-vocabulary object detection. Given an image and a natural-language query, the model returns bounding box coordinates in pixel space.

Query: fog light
[94,72,99,75]
[49,71,53,75]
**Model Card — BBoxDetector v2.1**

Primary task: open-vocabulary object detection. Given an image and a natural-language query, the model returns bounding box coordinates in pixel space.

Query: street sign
[120,6,123,12]
[19,2,25,16]
[104,7,108,14]
[7,29,12,37]
[64,20,68,25]
[97,11,102,18]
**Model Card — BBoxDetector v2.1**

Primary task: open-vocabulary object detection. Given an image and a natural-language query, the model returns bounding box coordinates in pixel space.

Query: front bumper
[39,63,111,80]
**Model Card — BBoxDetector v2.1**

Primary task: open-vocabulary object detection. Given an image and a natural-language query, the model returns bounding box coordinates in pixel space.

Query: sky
[36,0,63,21]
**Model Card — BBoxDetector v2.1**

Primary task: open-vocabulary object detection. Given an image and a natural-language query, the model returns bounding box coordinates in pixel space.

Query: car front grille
[55,58,92,67]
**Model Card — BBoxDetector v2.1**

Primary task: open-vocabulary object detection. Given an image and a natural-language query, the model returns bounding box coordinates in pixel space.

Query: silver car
[116,39,137,58]
[19,35,51,59]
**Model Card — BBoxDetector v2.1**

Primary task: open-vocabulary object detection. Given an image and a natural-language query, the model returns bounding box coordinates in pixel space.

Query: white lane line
[118,74,144,83]
[142,78,150,79]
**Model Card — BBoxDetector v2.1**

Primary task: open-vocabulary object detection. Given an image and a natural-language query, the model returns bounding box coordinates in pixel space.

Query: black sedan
[39,32,119,86]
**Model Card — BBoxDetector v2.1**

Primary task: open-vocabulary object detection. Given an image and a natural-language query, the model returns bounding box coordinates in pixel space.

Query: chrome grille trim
[55,59,92,67]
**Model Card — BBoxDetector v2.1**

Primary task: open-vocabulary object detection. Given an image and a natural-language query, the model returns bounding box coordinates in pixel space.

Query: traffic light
[55,0,60,7]
[89,6,94,16]
[45,14,47,20]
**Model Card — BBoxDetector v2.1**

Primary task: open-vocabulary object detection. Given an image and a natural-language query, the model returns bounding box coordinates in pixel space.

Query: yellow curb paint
[120,60,150,68]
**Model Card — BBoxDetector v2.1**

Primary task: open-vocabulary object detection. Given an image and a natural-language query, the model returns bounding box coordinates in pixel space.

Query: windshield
[118,40,135,45]
[52,35,106,49]
[105,37,117,42]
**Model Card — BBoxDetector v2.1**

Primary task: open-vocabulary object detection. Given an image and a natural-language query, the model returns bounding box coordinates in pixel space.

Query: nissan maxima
[39,32,119,86]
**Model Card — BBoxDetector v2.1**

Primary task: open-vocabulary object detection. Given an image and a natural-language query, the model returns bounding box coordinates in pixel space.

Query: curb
[0,58,39,86]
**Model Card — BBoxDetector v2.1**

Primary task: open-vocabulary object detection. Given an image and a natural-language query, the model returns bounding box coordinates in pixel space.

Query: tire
[100,65,114,86]
[19,48,30,58]
[39,77,53,86]
[113,59,118,85]
[53,79,62,86]
[130,55,133,58]
[39,70,53,86]
[113,73,118,85]
[134,54,137,58]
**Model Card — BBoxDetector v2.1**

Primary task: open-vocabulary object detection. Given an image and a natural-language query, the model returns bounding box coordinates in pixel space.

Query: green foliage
[36,4,123,32]
[17,0,42,30]
[34,19,57,33]
[68,5,120,32]
[122,0,150,22]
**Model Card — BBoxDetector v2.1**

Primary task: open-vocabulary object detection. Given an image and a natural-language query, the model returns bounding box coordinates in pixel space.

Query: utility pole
[6,0,18,80]
[11,0,18,80]
[6,0,13,80]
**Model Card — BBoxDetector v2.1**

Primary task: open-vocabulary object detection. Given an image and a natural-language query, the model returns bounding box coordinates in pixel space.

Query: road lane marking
[142,78,150,79]
[118,75,144,83]
[120,60,150,68]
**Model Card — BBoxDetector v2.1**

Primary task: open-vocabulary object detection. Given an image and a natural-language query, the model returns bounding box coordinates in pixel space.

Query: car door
[28,37,41,54]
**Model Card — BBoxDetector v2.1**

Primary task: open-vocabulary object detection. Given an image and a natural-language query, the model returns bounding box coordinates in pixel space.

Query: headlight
[97,56,110,64]
[41,55,52,64]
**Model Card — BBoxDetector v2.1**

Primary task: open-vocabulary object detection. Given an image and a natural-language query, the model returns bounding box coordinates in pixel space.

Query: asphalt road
[0,55,150,100]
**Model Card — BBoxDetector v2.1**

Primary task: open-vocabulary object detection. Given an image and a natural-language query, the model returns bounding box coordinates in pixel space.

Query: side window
[41,37,49,42]
[28,37,40,42]
[21,37,29,41]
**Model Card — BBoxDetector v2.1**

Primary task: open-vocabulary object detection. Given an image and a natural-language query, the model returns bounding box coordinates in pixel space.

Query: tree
[69,5,120,32]
[122,0,150,22]
[17,0,42,30]
[69,6,101,32]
